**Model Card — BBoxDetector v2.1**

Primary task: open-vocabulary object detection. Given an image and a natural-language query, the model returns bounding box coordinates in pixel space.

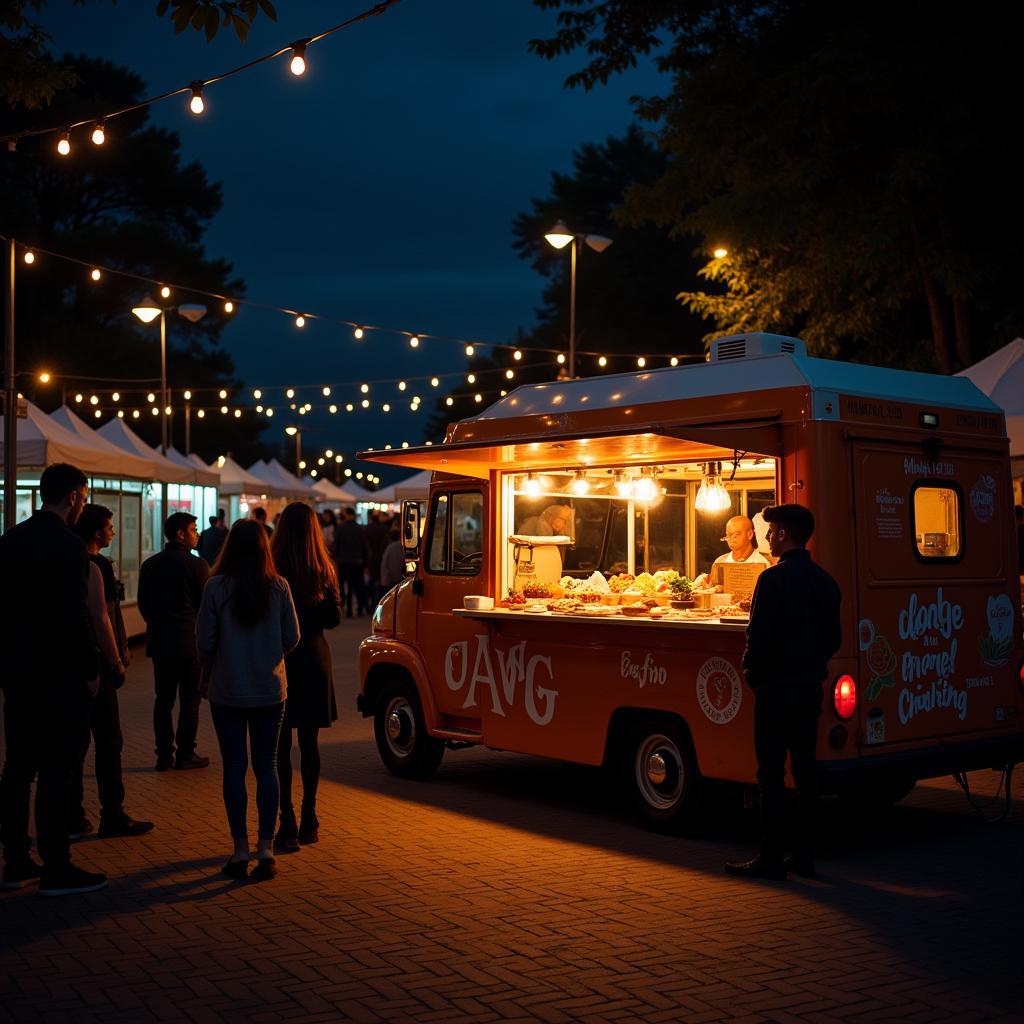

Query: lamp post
[131,297,206,453]
[285,425,302,476]
[544,221,612,379]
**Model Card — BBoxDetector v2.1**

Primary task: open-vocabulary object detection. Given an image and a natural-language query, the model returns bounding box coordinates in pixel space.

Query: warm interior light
[614,472,633,499]
[91,122,105,146]
[290,42,307,76]
[57,131,70,156]
[544,221,573,249]
[189,84,205,115]
[570,470,590,496]
[524,473,542,498]
[694,461,732,513]
[633,475,659,503]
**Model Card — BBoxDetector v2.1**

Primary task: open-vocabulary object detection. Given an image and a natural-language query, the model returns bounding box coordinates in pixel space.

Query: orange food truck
[357,333,1024,830]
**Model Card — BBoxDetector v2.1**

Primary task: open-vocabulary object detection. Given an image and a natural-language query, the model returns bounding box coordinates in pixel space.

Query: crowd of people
[0,462,407,895]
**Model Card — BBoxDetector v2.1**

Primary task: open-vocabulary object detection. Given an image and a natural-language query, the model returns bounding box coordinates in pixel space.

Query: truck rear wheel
[620,719,702,833]
[374,679,445,779]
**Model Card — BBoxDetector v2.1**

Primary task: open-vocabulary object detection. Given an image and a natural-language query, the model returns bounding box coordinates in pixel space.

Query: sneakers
[174,753,210,771]
[38,864,107,897]
[724,855,787,880]
[298,812,319,846]
[68,819,95,841]
[155,756,174,772]
[98,815,156,839]
[250,857,277,882]
[0,857,43,890]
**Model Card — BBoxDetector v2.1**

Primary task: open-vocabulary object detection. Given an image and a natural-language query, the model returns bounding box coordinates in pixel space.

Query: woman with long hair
[197,520,300,881]
[270,502,342,852]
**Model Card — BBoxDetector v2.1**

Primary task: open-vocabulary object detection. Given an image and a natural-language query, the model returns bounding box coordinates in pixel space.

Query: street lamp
[285,424,302,476]
[544,221,612,379]
[131,296,206,453]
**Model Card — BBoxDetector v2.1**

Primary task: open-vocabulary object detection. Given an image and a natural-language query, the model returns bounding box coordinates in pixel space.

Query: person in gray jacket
[196,521,300,882]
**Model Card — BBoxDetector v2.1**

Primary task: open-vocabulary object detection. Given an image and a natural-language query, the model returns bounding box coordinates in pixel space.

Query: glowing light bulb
[344,468,352,477]
[290,42,307,76]
[505,369,514,379]
[474,393,482,403]
[513,350,522,361]
[598,356,607,367]
[633,476,658,503]
[256,405,263,413]
[38,371,51,384]
[360,383,369,394]
[151,406,159,416]
[253,388,262,400]
[335,454,342,463]
[467,373,476,384]
[57,131,70,156]
[218,389,227,399]
[89,395,99,406]
[465,345,474,357]
[571,471,590,496]
[91,122,105,146]
[361,399,370,409]
[94,409,102,419]
[23,251,35,265]
[382,403,391,412]
[160,286,171,299]
[132,409,140,419]
[637,357,646,368]
[524,474,541,498]
[322,386,331,397]
[353,326,364,340]
[165,405,172,415]
[409,335,420,348]
[329,404,337,413]
[147,392,155,403]
[398,381,406,391]
[197,408,205,419]
[670,357,679,367]
[286,388,295,399]
[346,403,354,412]
[234,408,241,418]
[189,84,205,115]
[556,354,566,365]
[224,300,234,314]
[294,315,305,328]
[445,397,454,406]
[90,268,102,282]
[111,392,120,402]
[220,405,228,414]
[117,410,124,418]
[430,377,439,387]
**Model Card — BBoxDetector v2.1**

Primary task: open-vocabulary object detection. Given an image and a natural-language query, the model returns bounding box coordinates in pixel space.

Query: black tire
[373,678,445,779]
[619,718,703,833]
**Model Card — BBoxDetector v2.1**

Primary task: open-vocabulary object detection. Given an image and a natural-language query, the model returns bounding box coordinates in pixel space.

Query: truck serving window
[912,483,962,560]
[426,491,483,576]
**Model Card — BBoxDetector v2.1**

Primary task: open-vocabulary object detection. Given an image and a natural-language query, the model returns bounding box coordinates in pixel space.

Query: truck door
[852,441,1019,752]
[417,487,489,723]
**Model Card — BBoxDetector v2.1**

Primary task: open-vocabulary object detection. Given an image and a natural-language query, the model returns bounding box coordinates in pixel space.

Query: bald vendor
[714,515,771,566]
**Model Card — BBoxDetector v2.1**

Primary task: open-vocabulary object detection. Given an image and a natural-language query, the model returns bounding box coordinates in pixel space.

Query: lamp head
[178,304,207,324]
[584,234,613,253]
[285,426,298,436]
[131,296,161,324]
[544,221,574,250]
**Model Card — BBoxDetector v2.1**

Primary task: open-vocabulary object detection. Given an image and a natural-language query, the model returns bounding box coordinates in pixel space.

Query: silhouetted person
[137,512,211,772]
[726,503,841,881]
[0,463,107,896]
[379,528,405,591]
[334,507,369,617]
[271,503,342,852]
[68,504,154,839]
[252,506,273,536]
[198,511,228,565]
[197,521,299,881]
[364,510,392,608]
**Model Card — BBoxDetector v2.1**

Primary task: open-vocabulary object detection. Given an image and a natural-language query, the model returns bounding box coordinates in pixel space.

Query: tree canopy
[1,55,267,463]
[2,0,277,109]
[532,1,1024,372]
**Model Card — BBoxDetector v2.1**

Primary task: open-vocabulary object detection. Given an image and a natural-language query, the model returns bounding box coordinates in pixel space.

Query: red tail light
[1018,658,1024,695]
[833,674,857,719]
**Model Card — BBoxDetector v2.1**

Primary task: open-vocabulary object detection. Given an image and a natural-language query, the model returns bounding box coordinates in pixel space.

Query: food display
[559,571,611,596]
[522,581,554,599]
[607,573,635,593]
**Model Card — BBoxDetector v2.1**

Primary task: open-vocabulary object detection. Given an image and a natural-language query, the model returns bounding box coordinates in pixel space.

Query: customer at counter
[713,515,771,567]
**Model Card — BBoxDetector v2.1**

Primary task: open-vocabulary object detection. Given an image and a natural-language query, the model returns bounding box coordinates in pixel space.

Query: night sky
[42,1,661,472]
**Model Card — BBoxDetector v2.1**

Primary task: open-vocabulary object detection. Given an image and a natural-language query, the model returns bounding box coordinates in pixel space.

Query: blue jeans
[210,702,285,842]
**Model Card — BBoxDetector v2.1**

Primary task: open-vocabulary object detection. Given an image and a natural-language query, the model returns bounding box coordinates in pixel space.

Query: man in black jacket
[0,463,107,896]
[726,503,841,881]
[137,512,211,771]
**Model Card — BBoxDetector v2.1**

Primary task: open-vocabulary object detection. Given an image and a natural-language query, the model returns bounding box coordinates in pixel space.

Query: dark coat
[197,524,227,565]
[742,548,842,693]
[137,542,210,659]
[0,509,98,686]
[282,582,342,728]
[333,519,368,566]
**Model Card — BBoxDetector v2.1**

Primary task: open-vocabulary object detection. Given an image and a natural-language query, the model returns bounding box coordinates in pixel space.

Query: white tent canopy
[98,418,195,484]
[1,400,149,477]
[166,447,220,487]
[49,405,156,479]
[957,338,1024,457]
[304,476,360,503]
[247,458,315,499]
[212,455,266,496]
[391,469,433,502]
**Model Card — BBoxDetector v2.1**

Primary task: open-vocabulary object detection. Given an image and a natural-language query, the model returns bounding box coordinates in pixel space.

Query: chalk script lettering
[620,651,667,688]
[898,588,963,641]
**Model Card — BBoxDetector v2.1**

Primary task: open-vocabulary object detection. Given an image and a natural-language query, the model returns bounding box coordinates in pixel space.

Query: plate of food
[619,603,651,617]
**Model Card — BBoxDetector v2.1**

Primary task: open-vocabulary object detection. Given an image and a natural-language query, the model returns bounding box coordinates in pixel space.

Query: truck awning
[358,413,783,479]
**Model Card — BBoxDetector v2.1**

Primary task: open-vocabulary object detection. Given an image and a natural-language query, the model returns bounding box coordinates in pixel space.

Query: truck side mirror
[402,500,421,559]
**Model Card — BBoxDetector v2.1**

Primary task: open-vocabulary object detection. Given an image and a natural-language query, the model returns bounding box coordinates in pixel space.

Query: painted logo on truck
[980,594,1014,668]
[695,657,743,725]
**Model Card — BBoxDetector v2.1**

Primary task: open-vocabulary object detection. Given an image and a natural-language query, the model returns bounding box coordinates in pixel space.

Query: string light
[290,41,308,76]
[151,406,159,416]
[117,410,124,418]
[147,392,155,402]
[360,383,370,394]
[430,377,439,387]
[189,83,205,114]
[38,372,50,383]
[474,393,482,403]
[183,390,192,400]
[465,345,474,357]
[598,356,607,367]
[397,381,406,391]
[505,369,514,379]
[409,335,420,348]
[295,315,305,328]
[93,409,102,419]
[90,268,102,281]
[353,326,364,339]
[132,409,140,419]
[197,409,205,418]
[220,405,228,414]
[234,409,242,418]
[467,373,476,384]
[513,350,522,361]
[329,403,337,413]
[346,403,354,412]
[159,286,171,299]
[670,357,679,366]
[23,251,35,265]
[361,399,370,409]
[382,403,391,412]
[322,386,331,396]
[89,395,99,406]
[111,391,120,402]
[253,388,262,399]
[218,389,228,399]
[286,388,295,399]
[57,130,70,156]
[91,121,105,145]
[637,357,646,368]
[557,354,566,365]
[445,397,454,407]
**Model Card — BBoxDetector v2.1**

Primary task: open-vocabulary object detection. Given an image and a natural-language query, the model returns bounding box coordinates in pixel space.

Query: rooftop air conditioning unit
[709,333,806,362]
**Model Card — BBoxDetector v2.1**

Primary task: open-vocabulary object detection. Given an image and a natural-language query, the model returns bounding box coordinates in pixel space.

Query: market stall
[304,476,360,508]
[208,454,271,523]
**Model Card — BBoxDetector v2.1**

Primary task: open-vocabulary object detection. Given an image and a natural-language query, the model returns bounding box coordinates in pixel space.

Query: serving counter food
[452,607,749,632]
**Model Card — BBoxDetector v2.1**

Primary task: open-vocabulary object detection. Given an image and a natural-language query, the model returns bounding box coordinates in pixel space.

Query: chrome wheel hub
[635,733,684,810]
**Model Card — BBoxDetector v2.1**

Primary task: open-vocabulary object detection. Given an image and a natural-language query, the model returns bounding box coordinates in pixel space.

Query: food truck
[357,333,1024,829]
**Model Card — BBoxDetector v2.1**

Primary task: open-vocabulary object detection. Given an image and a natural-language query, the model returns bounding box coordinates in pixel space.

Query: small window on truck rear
[912,483,962,559]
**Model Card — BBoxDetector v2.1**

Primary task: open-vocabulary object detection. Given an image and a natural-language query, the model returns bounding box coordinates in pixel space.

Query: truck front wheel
[620,719,702,833]
[373,679,445,779]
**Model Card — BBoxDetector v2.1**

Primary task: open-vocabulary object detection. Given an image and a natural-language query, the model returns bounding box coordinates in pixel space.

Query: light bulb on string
[234,409,241,418]
[445,397,454,407]
[474,393,482,403]
[23,251,35,265]
[409,335,420,348]
[360,383,369,394]
[266,408,274,418]
[556,354,566,365]
[189,83,205,114]
[93,409,102,419]
[670,357,679,367]
[505,369,514,380]
[329,404,337,413]
[513,350,522,361]
[598,356,607,368]
[256,405,263,412]
[353,326,364,340]
[465,345,474,357]
[637,357,646,368]
[117,410,124,418]
[467,373,476,384]
[90,268,102,282]
[132,409,140,419]
[253,388,262,400]
[285,388,295,399]
[289,41,307,76]
[397,381,406,391]
[159,286,171,299]
[694,461,732,513]
[220,405,228,414]
[111,392,120,402]
[430,377,439,387]
[322,386,331,397]
[89,395,99,406]
[57,130,70,156]
[224,300,234,314]
[294,315,305,328]
[382,403,391,412]
[74,393,83,403]
[633,474,659,504]
[345,403,354,412]
[218,389,227,399]
[196,409,205,418]
[361,399,370,409]
[151,406,159,416]
[147,392,155,403]
[91,121,105,146]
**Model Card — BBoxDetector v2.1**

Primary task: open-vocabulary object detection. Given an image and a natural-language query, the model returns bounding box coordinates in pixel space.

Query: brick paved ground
[2,618,1022,1023]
